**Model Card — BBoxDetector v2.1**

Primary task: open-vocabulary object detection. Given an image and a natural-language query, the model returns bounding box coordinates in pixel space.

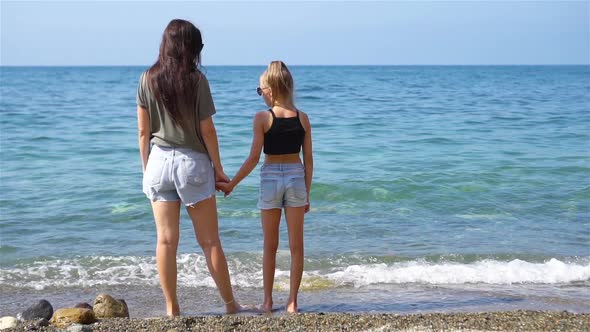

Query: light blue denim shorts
[143,145,215,206]
[258,163,308,210]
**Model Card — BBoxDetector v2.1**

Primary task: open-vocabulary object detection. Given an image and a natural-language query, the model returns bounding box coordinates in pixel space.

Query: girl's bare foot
[286,300,298,313]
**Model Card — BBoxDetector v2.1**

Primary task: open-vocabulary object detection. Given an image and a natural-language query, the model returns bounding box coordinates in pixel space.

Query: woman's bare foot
[166,302,180,317]
[286,300,298,313]
[225,299,242,314]
[260,300,273,313]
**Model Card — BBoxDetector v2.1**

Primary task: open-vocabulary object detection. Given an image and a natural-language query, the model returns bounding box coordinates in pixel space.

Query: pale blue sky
[1,1,589,65]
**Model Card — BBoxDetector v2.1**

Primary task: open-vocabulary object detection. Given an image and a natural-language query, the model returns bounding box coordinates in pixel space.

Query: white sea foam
[325,258,590,286]
[0,255,588,290]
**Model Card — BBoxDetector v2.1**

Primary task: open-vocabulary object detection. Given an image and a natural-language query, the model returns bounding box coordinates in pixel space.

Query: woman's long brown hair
[147,19,203,127]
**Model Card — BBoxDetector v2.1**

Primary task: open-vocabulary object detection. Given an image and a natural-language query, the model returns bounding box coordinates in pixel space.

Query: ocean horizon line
[1,64,589,68]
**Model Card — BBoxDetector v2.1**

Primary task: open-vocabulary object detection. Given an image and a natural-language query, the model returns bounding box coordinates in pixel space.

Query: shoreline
[4,311,590,331]
[2,283,590,319]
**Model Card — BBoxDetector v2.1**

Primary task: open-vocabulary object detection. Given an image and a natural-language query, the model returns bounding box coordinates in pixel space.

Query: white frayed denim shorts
[143,145,215,206]
[258,163,307,210]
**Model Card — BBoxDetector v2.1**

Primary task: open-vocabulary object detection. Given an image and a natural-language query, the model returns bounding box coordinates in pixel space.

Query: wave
[0,245,18,254]
[1,254,588,290]
[326,258,590,286]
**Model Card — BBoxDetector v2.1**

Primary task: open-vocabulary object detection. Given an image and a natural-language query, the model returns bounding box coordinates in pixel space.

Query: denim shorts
[258,163,308,210]
[143,145,215,206]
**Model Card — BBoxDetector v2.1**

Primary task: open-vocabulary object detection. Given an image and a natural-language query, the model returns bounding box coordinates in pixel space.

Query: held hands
[215,169,230,183]
[214,169,234,197]
[216,181,234,197]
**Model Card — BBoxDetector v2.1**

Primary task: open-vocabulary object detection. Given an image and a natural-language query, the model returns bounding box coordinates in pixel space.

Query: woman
[136,19,240,316]
[217,61,313,313]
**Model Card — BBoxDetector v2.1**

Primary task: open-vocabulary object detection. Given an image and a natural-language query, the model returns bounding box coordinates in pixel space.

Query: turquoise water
[1,66,589,315]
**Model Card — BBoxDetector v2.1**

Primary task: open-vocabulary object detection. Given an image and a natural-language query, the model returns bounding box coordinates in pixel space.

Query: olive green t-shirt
[136,71,216,153]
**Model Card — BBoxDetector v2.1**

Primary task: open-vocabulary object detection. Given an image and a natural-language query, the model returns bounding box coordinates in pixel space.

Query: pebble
[66,323,94,332]
[93,294,129,318]
[0,316,18,330]
[16,300,53,321]
[74,303,93,311]
[51,308,96,328]
[2,310,589,331]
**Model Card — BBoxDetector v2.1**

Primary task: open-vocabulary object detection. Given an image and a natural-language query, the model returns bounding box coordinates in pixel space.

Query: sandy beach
[3,311,588,331]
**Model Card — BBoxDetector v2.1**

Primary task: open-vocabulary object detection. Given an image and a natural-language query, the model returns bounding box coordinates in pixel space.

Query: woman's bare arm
[200,117,229,182]
[137,106,151,173]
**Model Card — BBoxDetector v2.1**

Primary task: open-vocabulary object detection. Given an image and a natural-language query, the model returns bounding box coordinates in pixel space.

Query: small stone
[0,316,19,330]
[74,303,93,310]
[93,294,129,318]
[17,299,53,321]
[34,317,49,327]
[66,323,94,332]
[51,308,96,328]
[24,323,38,331]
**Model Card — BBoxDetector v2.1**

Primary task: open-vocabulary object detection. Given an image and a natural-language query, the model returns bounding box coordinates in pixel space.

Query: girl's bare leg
[261,208,282,312]
[284,206,305,313]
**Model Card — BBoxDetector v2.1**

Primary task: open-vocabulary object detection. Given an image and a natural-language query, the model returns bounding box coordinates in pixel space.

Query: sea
[1,65,589,317]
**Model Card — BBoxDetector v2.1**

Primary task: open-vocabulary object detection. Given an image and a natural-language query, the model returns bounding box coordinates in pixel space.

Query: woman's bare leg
[260,208,282,312]
[284,206,305,313]
[186,196,240,314]
[152,200,181,317]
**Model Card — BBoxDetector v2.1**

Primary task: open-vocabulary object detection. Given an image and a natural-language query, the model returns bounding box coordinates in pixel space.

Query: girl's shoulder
[297,109,310,121]
[296,110,311,131]
[253,110,273,132]
[254,109,272,120]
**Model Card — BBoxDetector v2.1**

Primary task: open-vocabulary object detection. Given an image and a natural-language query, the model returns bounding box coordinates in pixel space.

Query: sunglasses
[256,87,269,96]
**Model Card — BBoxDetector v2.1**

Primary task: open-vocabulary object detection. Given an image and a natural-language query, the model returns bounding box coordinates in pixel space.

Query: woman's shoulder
[138,70,148,83]
[137,70,151,97]
[195,69,208,82]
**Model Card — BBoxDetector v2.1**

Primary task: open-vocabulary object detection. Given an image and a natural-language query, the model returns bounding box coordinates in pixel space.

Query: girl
[136,19,240,316]
[217,61,313,313]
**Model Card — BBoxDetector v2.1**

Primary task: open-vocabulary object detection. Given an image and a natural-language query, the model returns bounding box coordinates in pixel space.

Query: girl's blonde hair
[262,61,295,107]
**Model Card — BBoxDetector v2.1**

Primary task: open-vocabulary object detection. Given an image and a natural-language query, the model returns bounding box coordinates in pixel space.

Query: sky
[1,1,589,66]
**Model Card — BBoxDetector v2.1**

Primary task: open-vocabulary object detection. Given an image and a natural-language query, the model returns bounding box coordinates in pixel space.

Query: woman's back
[136,71,215,153]
[136,18,240,316]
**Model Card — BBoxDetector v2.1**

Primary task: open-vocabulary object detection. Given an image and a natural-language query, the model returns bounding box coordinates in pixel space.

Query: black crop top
[263,109,306,155]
